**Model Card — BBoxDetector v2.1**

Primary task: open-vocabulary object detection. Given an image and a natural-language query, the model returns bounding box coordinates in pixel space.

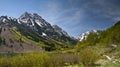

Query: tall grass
[0,52,50,67]
[0,52,79,67]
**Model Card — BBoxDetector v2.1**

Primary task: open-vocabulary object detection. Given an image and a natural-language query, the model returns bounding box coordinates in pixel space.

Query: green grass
[0,52,80,67]
[0,52,49,67]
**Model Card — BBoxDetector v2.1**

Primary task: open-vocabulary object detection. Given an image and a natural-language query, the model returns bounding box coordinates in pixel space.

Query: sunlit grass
[0,52,79,67]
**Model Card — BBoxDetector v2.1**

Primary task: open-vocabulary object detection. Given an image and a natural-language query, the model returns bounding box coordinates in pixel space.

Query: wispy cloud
[39,1,84,26]
[37,0,85,31]
[37,0,120,36]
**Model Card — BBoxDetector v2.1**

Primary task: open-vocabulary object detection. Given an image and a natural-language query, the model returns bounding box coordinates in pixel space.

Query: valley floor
[0,51,120,67]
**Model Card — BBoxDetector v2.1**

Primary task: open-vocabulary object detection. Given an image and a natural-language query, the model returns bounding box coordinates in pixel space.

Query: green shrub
[79,48,100,66]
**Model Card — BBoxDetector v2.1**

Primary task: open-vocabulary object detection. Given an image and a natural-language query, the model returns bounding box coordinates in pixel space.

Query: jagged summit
[18,12,52,28]
[21,12,32,18]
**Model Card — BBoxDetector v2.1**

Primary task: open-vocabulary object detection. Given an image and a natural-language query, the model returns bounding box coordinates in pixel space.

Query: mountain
[0,12,77,52]
[76,21,120,49]
[18,12,54,33]
[77,30,97,41]
[18,12,77,44]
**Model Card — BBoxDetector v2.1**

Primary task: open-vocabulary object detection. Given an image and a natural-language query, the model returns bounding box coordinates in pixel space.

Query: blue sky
[0,0,120,37]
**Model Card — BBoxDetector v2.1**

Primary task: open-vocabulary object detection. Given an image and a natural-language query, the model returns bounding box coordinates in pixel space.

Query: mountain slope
[98,21,120,46]
[0,12,77,52]
[76,21,120,49]
[18,12,77,45]
[0,24,42,53]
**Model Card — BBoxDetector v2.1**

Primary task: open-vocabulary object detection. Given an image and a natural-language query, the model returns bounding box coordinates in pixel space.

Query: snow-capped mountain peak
[18,12,34,26]
[0,16,17,23]
[18,12,52,28]
[77,30,97,41]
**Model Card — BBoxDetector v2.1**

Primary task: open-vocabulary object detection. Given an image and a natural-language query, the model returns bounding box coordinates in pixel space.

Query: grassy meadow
[0,47,120,67]
[0,52,80,67]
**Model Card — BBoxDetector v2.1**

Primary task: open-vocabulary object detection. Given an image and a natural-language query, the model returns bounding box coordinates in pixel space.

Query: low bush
[79,48,100,67]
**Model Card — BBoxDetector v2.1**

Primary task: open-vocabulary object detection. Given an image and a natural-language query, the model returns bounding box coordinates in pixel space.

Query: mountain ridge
[0,12,77,52]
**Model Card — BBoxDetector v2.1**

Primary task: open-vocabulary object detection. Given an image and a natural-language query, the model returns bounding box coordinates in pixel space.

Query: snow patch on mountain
[42,32,47,36]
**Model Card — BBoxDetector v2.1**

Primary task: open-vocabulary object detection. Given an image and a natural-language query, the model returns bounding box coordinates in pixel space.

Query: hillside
[0,12,77,52]
[77,21,120,48]
[0,24,42,53]
[75,21,120,66]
